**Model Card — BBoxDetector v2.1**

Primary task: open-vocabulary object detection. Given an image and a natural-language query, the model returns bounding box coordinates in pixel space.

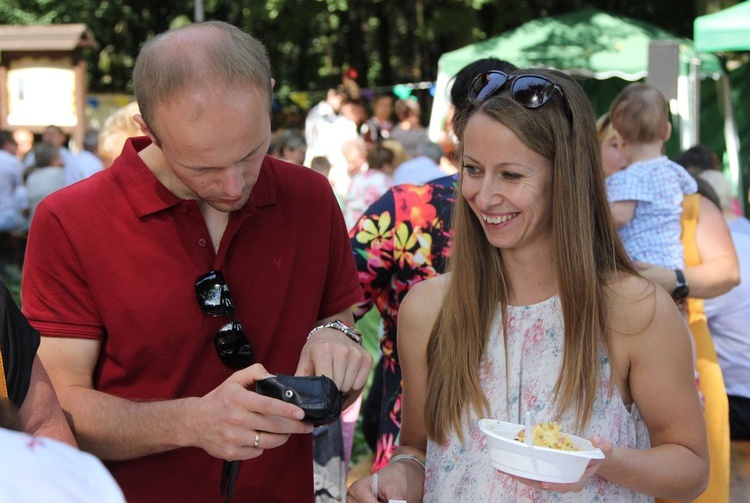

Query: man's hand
[295,317,372,396]
[185,363,313,460]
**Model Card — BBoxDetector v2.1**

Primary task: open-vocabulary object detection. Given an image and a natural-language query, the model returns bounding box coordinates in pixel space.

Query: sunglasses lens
[195,270,233,316]
[471,71,509,101]
[512,77,557,109]
[215,322,254,369]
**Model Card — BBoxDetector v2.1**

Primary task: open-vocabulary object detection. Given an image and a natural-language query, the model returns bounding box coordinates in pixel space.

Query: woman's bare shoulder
[604,272,660,335]
[606,270,684,338]
[398,274,449,343]
[405,273,449,304]
[605,272,653,303]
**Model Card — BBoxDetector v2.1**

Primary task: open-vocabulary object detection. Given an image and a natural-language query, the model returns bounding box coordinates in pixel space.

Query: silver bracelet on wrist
[388,453,426,470]
[307,319,363,345]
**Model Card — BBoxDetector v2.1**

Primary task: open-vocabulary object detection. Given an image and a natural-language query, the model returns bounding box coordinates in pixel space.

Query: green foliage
[349,307,382,469]
[0,0,707,97]
[350,414,372,470]
[0,265,22,307]
[0,1,55,24]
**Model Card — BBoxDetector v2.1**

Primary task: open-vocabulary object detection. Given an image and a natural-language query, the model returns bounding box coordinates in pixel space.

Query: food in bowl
[478,418,605,483]
[515,421,579,451]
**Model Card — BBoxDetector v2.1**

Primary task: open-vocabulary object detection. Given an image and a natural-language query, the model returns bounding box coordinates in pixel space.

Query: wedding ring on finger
[253,431,262,449]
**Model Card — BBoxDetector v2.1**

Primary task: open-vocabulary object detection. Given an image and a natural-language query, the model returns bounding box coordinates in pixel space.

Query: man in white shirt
[392,140,445,186]
[23,125,74,170]
[25,142,64,220]
[12,128,34,164]
[305,93,360,197]
[303,87,346,165]
[65,129,104,186]
[0,131,26,231]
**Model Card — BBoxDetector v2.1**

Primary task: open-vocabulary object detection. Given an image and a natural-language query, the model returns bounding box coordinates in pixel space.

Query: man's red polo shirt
[22,137,362,502]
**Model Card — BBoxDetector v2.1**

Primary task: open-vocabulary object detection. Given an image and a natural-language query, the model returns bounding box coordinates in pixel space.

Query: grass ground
[1,264,22,306]
[350,307,382,471]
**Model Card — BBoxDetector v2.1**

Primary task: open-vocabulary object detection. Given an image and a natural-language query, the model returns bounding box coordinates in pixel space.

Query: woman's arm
[598,281,709,500]
[687,196,739,297]
[390,277,437,477]
[636,196,739,299]
[347,277,441,502]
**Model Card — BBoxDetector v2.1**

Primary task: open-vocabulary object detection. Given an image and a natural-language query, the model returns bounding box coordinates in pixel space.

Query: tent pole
[718,73,744,214]
[689,59,701,147]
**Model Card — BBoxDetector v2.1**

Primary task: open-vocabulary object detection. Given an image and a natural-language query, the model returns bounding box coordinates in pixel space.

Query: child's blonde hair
[596,112,615,144]
[609,83,670,144]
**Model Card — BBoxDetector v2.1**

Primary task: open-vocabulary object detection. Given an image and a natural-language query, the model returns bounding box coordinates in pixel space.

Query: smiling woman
[347,67,709,503]
[460,115,553,260]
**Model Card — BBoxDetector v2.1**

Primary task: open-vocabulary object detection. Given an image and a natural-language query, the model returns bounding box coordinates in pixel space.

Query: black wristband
[672,269,689,300]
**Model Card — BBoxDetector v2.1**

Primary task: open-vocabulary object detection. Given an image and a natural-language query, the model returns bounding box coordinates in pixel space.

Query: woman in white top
[347,68,708,502]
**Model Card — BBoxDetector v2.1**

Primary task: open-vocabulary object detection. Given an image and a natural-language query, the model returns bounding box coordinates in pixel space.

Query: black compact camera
[255,374,348,426]
[221,375,348,502]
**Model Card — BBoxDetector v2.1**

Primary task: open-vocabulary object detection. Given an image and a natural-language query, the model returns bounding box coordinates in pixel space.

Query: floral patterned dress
[349,175,456,470]
[424,296,652,502]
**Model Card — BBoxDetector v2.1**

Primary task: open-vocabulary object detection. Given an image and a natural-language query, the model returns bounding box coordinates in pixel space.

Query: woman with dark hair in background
[350,58,517,472]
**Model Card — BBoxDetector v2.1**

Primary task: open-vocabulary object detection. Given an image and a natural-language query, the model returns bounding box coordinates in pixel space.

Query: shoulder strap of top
[0,349,7,400]
[681,193,701,268]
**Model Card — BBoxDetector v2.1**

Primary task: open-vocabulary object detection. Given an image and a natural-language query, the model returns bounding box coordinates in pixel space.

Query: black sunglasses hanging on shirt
[195,269,254,369]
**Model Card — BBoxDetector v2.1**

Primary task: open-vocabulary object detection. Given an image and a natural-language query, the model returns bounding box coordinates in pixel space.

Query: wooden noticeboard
[0,24,98,150]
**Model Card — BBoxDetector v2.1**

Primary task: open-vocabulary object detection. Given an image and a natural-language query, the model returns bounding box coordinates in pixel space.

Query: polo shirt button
[198,238,207,247]
[181,206,189,213]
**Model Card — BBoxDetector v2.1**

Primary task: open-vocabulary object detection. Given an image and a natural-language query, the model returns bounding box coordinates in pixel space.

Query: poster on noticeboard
[6,56,77,128]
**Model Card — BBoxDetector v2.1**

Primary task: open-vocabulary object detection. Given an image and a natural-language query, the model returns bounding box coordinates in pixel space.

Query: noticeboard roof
[0,24,98,52]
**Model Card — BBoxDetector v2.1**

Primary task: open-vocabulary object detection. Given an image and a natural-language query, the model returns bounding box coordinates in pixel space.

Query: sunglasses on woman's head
[194,270,254,369]
[468,70,573,124]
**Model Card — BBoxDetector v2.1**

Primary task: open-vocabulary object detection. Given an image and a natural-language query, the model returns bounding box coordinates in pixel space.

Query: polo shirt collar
[112,137,276,218]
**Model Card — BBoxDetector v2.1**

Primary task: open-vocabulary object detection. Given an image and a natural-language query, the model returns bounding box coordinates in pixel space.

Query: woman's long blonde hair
[426,69,637,443]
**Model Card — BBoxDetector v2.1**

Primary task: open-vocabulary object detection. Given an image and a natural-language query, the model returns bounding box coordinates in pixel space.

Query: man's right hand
[184,363,313,460]
[38,336,313,461]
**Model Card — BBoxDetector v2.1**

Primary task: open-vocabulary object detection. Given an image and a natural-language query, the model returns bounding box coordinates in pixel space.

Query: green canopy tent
[695,0,750,52]
[695,1,750,214]
[428,7,724,167]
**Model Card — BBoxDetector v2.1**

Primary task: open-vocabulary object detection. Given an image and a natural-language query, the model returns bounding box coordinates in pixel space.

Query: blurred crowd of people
[1,19,749,503]
[268,76,459,235]
[0,126,97,230]
[0,104,143,237]
[1,75,459,248]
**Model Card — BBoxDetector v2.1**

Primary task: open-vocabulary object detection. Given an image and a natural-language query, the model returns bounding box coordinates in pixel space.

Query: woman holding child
[348,68,708,502]
[599,86,738,502]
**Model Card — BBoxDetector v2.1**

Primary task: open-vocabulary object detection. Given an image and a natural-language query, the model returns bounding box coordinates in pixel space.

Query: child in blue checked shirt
[606,83,705,413]
[606,83,697,271]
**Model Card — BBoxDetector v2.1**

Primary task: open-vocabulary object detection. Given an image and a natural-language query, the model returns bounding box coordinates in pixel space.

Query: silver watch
[307,319,363,345]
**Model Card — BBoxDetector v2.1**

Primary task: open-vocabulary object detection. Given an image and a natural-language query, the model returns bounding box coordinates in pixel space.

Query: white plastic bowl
[478,418,605,483]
